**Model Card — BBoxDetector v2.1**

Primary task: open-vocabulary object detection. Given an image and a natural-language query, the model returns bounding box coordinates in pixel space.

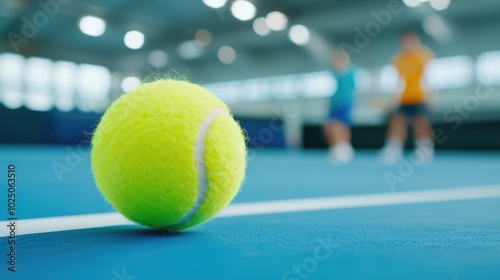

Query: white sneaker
[328,143,354,164]
[380,138,404,164]
[414,138,434,163]
[380,146,403,164]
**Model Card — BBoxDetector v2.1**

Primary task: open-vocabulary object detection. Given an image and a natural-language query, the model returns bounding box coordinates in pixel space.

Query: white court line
[2,184,500,237]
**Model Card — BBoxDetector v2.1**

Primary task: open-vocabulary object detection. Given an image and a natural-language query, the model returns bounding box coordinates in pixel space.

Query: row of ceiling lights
[78,16,235,67]
[80,0,452,69]
[78,17,234,66]
[115,0,451,92]
[77,0,310,67]
[78,16,145,50]
[203,0,311,46]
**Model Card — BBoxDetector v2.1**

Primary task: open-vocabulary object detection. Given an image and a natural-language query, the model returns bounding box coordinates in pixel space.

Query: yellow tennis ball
[91,79,246,231]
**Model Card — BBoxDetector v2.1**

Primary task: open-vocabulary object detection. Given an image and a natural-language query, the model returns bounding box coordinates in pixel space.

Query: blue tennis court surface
[1,146,499,280]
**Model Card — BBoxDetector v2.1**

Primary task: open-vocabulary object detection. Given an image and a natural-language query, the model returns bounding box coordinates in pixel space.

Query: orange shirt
[392,47,434,105]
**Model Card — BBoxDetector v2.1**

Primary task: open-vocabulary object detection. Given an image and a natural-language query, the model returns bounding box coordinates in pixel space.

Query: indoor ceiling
[0,0,499,82]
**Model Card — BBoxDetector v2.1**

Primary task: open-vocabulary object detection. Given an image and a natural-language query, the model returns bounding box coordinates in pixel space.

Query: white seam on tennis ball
[169,107,228,227]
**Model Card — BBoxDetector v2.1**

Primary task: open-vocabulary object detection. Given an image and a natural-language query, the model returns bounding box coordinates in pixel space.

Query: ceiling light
[231,0,256,21]
[121,76,141,92]
[124,30,145,49]
[218,46,236,64]
[148,50,169,68]
[253,17,270,36]
[195,29,213,47]
[430,0,451,11]
[289,25,310,46]
[202,0,227,9]
[403,0,421,7]
[422,14,452,42]
[79,16,106,37]
[178,40,204,60]
[266,11,288,31]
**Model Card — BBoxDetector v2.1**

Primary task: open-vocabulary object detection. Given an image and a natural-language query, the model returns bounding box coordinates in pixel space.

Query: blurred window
[207,71,337,103]
[25,57,53,111]
[299,71,336,98]
[425,55,474,90]
[53,61,77,111]
[206,81,243,103]
[0,54,111,112]
[476,51,500,85]
[242,78,270,102]
[76,64,111,112]
[0,53,24,109]
[270,75,296,99]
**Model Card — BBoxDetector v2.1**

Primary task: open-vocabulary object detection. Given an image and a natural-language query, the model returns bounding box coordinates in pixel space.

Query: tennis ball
[91,79,246,231]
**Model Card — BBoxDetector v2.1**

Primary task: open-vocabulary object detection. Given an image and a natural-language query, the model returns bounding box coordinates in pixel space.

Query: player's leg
[327,105,354,163]
[411,110,434,161]
[324,119,339,160]
[323,121,335,147]
[381,112,408,163]
[332,120,351,144]
[329,120,354,162]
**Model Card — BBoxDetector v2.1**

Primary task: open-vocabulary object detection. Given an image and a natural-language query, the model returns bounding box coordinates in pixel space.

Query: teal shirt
[330,67,356,108]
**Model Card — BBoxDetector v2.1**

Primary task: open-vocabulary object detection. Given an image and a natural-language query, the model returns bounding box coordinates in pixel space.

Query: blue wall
[0,106,287,148]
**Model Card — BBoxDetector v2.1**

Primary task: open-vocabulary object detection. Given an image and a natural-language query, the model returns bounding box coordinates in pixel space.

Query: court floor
[1,146,500,280]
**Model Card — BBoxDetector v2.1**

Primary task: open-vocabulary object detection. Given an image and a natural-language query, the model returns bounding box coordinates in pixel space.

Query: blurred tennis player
[324,51,356,163]
[380,30,435,163]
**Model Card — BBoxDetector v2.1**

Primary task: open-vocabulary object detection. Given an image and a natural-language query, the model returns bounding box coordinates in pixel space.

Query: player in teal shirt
[323,51,356,163]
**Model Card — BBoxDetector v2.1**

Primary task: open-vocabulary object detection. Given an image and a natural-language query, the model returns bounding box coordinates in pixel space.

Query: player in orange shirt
[381,31,435,163]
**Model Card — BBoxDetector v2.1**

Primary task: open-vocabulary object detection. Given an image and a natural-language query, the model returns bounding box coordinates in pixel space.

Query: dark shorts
[398,104,427,119]
[328,105,352,126]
